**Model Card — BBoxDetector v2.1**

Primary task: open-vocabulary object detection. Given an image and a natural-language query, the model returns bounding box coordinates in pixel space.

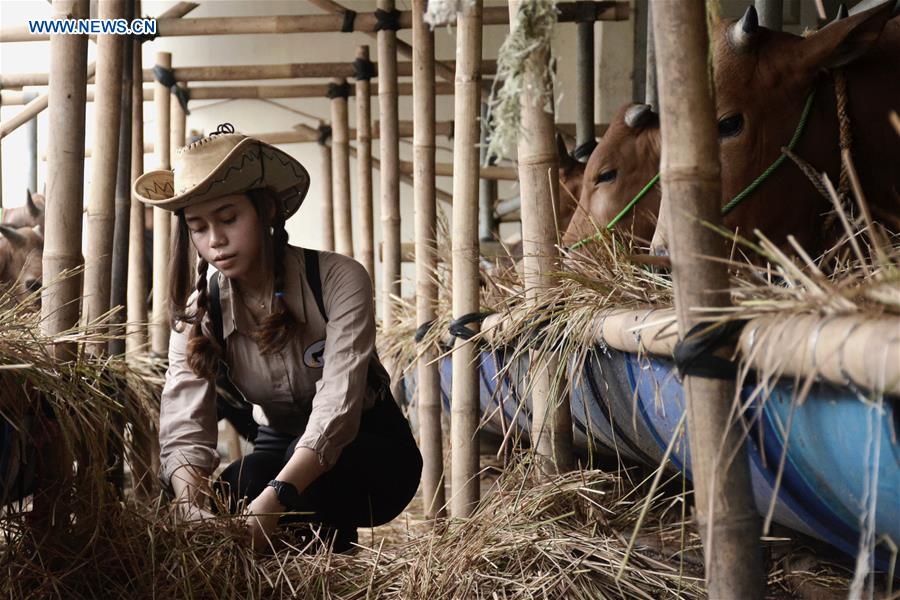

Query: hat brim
[132,138,310,219]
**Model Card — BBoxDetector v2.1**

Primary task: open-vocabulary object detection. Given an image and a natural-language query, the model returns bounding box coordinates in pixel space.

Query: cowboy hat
[132,123,310,218]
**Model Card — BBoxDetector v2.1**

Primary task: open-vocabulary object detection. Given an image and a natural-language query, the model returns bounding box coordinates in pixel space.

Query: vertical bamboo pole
[377,0,401,327]
[652,3,764,597]
[109,0,135,360]
[450,0,482,519]
[330,78,354,257]
[37,0,89,526]
[478,101,498,241]
[170,81,188,277]
[509,0,574,476]
[575,11,595,158]
[318,124,334,252]
[24,91,39,194]
[645,1,658,110]
[82,0,125,357]
[412,0,446,520]
[151,51,172,358]
[755,0,783,30]
[126,14,147,358]
[355,45,375,287]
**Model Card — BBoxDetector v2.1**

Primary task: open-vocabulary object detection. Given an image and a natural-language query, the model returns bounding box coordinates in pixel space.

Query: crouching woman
[133,125,422,551]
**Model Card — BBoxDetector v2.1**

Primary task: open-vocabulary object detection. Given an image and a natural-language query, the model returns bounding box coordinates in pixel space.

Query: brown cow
[562,103,661,249]
[652,3,900,256]
[1,190,45,230]
[0,225,44,306]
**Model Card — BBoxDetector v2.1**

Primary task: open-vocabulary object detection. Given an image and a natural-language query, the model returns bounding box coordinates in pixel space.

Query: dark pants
[214,394,422,531]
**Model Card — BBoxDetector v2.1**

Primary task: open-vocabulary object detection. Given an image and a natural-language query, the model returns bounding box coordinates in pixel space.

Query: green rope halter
[570,88,817,251]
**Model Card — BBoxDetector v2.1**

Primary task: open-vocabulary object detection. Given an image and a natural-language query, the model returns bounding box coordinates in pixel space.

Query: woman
[134,124,422,551]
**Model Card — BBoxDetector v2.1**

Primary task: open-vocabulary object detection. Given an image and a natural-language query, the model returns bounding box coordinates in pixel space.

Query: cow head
[1,189,46,230]
[0,225,44,306]
[706,3,895,249]
[562,103,662,249]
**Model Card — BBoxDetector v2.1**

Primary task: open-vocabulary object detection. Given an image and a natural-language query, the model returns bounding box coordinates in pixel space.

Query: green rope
[570,88,817,250]
[721,88,817,215]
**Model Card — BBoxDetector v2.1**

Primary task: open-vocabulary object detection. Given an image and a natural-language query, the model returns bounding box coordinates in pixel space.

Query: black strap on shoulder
[209,272,225,349]
[304,248,329,323]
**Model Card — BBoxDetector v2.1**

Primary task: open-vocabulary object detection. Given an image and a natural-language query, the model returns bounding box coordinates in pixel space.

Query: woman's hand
[175,501,216,523]
[244,486,285,551]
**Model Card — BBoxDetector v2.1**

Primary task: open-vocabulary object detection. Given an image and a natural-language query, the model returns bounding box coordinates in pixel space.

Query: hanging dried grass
[485,0,560,161]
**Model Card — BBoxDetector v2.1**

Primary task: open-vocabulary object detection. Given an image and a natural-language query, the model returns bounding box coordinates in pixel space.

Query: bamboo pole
[1,59,498,88]
[645,1,658,110]
[126,12,147,359]
[412,0,446,520]
[575,9,595,159]
[151,51,172,358]
[652,3,764,597]
[509,0,573,476]
[24,91,39,193]
[478,102,498,241]
[355,46,375,287]
[318,125,334,252]
[170,81,189,279]
[110,0,134,359]
[34,0,89,529]
[378,0,401,329]
[450,0,482,519]
[189,81,456,100]
[124,3,628,39]
[330,78,354,257]
[347,142,453,204]
[83,0,126,357]
[755,0,784,30]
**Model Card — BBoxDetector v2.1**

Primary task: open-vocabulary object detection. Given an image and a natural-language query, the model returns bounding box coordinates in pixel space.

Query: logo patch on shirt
[303,339,326,368]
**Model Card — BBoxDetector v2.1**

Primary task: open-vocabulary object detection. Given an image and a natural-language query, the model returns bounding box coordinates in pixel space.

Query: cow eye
[595,169,618,185]
[718,114,744,138]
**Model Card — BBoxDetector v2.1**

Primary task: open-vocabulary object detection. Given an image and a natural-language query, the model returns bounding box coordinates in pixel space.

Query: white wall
[0,0,637,309]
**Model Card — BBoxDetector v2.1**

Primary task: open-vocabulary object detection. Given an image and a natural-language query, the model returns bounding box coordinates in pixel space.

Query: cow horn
[833,4,849,22]
[625,104,655,129]
[729,5,760,51]
[0,225,27,248]
[26,189,40,218]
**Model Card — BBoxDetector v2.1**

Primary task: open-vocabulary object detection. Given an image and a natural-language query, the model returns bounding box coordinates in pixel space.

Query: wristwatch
[266,479,302,510]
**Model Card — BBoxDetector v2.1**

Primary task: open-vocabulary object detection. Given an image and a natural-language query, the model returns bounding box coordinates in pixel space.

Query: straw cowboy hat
[133,123,310,218]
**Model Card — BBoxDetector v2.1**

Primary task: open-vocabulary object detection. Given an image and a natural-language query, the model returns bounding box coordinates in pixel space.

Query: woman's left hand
[244,487,284,551]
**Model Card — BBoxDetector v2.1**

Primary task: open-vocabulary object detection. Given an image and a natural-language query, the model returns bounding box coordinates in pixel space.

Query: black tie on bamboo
[672,320,747,380]
[317,124,332,146]
[448,312,490,341]
[341,9,357,32]
[152,65,191,114]
[353,57,376,81]
[326,81,351,100]
[374,8,401,31]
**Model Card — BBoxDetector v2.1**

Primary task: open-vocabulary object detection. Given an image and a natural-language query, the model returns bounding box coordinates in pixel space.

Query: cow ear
[801,0,894,70]
[0,226,26,248]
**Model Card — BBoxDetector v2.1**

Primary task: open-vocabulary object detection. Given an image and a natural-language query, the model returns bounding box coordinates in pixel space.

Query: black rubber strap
[448,312,490,341]
[304,248,329,323]
[326,81,351,100]
[153,65,191,115]
[341,9,357,32]
[414,320,434,343]
[353,57,376,81]
[374,8,401,31]
[317,124,332,146]
[673,320,746,380]
[573,139,597,162]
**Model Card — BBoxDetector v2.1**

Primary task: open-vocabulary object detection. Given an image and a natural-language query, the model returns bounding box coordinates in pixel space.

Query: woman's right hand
[175,501,216,523]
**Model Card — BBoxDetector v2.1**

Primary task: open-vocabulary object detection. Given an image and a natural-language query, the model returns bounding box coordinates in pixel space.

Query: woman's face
[184,193,263,284]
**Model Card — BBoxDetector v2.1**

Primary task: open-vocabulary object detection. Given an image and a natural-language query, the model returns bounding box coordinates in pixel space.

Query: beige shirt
[159,246,383,488]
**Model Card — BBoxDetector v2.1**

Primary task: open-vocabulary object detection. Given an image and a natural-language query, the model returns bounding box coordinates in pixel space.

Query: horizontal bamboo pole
[134,3,629,38]
[1,60,500,88]
[385,240,508,262]
[480,309,900,396]
[399,160,516,180]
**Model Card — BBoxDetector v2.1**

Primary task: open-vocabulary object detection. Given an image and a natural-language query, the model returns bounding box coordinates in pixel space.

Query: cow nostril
[650,245,669,258]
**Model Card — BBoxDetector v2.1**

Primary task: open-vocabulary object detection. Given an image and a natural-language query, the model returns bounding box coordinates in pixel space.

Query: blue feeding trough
[403,345,899,573]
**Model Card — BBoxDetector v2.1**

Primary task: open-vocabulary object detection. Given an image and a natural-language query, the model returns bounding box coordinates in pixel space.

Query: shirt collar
[216,246,307,340]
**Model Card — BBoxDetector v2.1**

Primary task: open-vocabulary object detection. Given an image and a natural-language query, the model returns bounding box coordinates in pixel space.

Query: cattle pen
[0,0,898,598]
